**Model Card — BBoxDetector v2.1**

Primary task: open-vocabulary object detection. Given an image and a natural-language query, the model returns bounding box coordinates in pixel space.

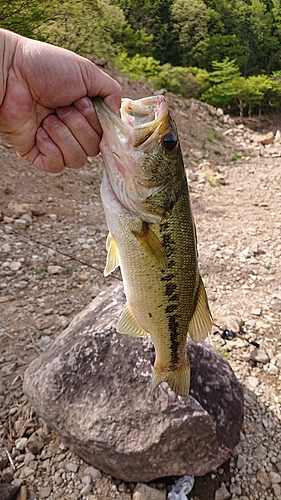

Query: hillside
[0,66,281,500]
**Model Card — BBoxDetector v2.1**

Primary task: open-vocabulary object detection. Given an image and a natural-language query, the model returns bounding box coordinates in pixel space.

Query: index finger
[82,61,122,115]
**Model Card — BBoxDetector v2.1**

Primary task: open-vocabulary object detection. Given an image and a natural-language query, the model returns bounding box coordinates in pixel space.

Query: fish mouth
[93,96,172,223]
[93,96,169,149]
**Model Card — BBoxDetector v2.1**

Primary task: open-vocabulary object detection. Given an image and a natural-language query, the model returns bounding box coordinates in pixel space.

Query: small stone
[83,466,102,479]
[47,265,64,275]
[17,485,28,500]
[15,438,28,451]
[1,468,14,483]
[0,296,9,304]
[38,486,51,498]
[9,261,22,271]
[24,453,35,466]
[229,483,241,495]
[66,462,79,473]
[133,483,166,500]
[257,470,271,488]
[269,471,281,484]
[259,131,274,145]
[26,434,44,454]
[210,244,219,252]
[80,483,92,496]
[268,363,279,374]
[20,213,33,226]
[250,347,269,364]
[82,475,92,485]
[14,219,27,229]
[250,307,261,316]
[30,204,46,216]
[23,467,35,478]
[78,273,90,282]
[273,484,281,496]
[2,243,11,252]
[246,376,259,390]
[242,246,255,258]
[237,454,247,469]
[3,216,14,223]
[215,485,231,500]
[186,170,196,181]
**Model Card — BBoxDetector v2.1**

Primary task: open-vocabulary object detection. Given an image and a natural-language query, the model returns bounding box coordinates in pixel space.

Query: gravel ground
[0,69,281,499]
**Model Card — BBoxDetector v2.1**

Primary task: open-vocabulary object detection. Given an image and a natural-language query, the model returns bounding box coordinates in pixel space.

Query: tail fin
[151,360,190,397]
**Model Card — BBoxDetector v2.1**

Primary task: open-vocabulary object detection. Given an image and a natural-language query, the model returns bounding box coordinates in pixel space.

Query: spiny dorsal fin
[104,232,120,276]
[151,359,190,397]
[132,222,167,269]
[188,276,212,343]
[117,303,149,337]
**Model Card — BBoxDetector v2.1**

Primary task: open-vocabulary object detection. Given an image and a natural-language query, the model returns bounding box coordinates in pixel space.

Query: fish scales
[94,95,212,397]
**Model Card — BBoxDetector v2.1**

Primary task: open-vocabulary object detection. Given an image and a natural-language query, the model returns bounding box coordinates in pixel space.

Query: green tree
[0,0,60,39]
[191,34,247,71]
[38,0,129,60]
[117,0,176,63]
[208,57,241,83]
[171,0,210,65]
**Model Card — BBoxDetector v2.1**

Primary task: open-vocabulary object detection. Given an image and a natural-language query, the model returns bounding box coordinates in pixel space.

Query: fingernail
[37,127,50,139]
[57,105,73,118]
[75,97,92,112]
[44,114,59,127]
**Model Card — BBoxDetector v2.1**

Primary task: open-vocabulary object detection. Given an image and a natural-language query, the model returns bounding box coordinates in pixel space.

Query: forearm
[0,29,19,107]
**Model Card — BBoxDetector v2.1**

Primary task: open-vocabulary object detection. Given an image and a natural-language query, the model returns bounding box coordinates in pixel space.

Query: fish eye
[163,132,178,151]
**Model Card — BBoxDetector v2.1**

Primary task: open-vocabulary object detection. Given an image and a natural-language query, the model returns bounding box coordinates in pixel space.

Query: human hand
[0,29,121,173]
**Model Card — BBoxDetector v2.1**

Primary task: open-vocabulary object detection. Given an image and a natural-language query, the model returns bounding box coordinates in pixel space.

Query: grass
[34,267,44,275]
[231,153,242,161]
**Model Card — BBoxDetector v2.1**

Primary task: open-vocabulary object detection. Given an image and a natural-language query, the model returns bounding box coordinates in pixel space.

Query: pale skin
[0,29,122,173]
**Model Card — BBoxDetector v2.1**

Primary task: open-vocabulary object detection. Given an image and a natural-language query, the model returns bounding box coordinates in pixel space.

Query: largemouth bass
[93,95,212,397]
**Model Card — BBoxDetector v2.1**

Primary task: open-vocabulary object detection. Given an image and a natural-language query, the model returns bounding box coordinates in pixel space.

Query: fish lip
[92,95,169,147]
[93,96,173,223]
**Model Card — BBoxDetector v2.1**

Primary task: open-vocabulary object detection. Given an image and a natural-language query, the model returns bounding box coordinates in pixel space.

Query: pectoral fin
[104,232,120,276]
[132,222,167,269]
[188,277,212,342]
[117,303,149,338]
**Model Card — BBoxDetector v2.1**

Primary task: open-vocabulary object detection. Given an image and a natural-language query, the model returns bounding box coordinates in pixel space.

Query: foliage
[171,0,210,65]
[37,0,129,59]
[0,0,60,39]
[202,70,281,116]
[208,58,241,84]
[118,53,210,98]
[2,0,281,117]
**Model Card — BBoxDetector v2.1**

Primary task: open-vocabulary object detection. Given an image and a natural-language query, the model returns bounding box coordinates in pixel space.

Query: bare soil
[0,64,280,500]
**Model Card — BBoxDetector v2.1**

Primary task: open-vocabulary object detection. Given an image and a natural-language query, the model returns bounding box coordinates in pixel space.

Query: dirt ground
[0,64,281,500]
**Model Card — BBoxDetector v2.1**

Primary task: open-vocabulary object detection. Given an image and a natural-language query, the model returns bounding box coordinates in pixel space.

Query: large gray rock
[23,284,243,482]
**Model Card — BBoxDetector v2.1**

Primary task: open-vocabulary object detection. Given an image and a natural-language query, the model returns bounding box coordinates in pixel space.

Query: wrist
[0,29,20,107]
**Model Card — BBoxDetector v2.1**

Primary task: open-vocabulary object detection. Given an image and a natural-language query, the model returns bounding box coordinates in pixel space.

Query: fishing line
[2,225,122,282]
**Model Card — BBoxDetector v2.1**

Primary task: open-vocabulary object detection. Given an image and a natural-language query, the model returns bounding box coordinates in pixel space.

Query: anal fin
[188,276,212,342]
[104,232,120,276]
[117,303,149,338]
[151,360,190,397]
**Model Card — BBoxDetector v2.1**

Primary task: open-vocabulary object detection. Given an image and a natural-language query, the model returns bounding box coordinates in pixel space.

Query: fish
[93,95,212,397]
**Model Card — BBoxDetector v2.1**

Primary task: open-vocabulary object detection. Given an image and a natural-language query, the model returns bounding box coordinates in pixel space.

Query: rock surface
[24,284,243,482]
